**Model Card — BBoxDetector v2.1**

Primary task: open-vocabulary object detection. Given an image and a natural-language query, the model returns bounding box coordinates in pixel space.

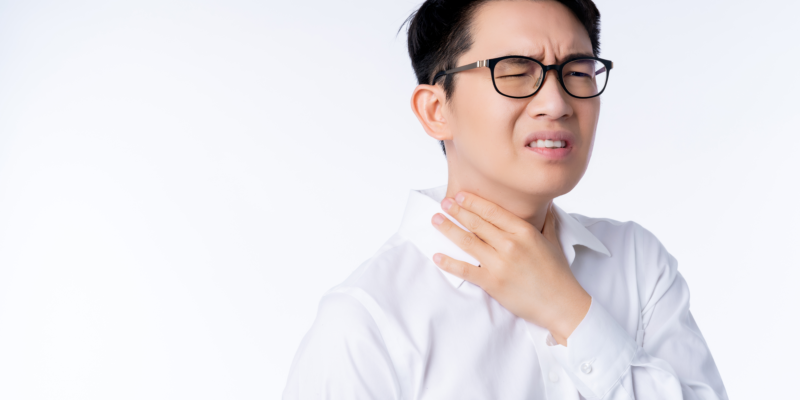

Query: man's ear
[410,83,453,141]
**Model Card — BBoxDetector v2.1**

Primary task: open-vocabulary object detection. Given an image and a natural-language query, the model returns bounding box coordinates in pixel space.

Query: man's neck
[444,172,552,233]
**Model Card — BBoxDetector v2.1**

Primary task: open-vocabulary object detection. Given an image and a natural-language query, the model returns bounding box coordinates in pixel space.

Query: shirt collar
[397,184,611,289]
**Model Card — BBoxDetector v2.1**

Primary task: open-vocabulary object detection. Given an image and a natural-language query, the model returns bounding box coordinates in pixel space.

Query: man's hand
[431,191,591,346]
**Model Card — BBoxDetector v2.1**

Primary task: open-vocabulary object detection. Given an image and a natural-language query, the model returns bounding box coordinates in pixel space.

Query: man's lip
[523,131,576,148]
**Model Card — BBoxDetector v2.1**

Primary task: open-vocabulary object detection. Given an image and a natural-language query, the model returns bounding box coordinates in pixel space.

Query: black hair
[401,0,601,156]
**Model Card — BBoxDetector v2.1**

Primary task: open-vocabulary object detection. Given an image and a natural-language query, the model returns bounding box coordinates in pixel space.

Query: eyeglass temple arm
[431,60,489,84]
[594,61,613,75]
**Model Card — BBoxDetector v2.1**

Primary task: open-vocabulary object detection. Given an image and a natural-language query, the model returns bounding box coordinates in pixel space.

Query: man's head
[406,0,604,201]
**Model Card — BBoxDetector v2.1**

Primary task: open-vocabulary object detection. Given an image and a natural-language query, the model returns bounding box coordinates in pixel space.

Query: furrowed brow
[559,52,595,63]
[497,51,595,64]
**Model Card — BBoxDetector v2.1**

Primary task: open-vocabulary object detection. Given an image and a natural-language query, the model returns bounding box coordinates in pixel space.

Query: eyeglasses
[431,55,614,99]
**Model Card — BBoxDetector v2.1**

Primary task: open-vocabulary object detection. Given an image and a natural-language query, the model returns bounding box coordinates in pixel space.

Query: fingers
[432,212,495,262]
[451,192,530,234]
[440,197,505,248]
[432,252,489,288]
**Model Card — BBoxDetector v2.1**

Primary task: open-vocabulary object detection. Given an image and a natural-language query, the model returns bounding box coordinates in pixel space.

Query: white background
[1,0,798,398]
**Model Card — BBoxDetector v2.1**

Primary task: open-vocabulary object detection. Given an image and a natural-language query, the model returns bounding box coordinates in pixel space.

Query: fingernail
[441,198,454,211]
[455,193,465,205]
[433,254,442,264]
[432,213,445,226]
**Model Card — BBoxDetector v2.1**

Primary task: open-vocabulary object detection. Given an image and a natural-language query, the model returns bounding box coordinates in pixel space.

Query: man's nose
[525,69,573,120]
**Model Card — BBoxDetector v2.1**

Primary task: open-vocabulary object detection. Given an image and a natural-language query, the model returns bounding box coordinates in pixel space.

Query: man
[283,0,728,399]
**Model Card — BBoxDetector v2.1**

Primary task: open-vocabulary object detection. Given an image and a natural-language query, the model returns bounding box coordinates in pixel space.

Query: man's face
[443,0,600,199]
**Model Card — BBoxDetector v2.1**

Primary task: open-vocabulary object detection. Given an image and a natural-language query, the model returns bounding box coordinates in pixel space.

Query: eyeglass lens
[493,57,608,98]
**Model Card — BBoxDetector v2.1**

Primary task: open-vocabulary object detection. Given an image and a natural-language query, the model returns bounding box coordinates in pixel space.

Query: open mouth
[525,139,568,149]
[522,131,574,159]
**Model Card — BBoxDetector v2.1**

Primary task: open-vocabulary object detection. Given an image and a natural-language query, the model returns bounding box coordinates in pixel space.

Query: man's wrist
[548,288,592,346]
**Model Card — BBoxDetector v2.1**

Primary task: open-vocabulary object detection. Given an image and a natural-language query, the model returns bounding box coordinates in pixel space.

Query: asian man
[283,1,727,399]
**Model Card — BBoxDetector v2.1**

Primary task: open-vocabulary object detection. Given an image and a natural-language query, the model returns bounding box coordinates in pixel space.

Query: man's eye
[497,74,527,79]
[566,71,592,78]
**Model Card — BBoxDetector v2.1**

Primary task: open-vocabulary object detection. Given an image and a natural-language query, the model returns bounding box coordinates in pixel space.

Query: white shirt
[283,185,728,400]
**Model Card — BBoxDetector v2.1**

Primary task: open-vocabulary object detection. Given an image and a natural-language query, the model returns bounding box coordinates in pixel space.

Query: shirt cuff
[547,296,638,399]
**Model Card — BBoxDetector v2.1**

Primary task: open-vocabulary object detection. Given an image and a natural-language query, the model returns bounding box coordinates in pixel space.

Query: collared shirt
[283,185,728,400]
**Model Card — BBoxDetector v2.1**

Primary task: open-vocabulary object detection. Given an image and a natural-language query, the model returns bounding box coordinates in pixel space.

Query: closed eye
[566,71,592,78]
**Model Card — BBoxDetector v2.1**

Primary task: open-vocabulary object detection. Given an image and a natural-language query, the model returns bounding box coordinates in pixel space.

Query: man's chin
[513,175,579,199]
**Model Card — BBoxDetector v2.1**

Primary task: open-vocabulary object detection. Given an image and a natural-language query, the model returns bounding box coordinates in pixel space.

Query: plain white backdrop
[0,0,798,398]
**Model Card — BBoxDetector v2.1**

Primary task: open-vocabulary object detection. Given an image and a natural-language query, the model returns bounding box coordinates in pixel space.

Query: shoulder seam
[324,287,404,399]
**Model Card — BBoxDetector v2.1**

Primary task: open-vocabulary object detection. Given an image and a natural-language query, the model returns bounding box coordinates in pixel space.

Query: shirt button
[580,362,593,374]
[548,370,560,383]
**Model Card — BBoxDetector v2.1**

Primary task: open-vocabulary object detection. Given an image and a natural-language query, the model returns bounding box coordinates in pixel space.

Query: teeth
[528,139,567,149]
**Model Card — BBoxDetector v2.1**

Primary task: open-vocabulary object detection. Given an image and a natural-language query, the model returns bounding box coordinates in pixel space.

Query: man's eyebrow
[497,51,595,63]
[559,52,595,62]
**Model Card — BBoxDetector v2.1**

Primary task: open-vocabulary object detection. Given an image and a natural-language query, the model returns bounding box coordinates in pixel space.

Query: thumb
[541,202,561,247]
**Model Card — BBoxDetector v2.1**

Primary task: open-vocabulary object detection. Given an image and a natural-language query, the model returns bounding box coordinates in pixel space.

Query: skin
[409,0,601,346]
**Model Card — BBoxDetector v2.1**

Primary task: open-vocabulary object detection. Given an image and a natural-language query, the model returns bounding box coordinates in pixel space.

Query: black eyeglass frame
[431,55,614,99]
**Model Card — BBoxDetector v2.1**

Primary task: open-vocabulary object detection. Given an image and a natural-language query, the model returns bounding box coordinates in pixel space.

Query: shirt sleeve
[546,226,728,400]
[282,292,400,400]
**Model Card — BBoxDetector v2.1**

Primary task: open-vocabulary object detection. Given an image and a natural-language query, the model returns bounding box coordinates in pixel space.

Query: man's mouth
[525,139,568,149]
[523,131,575,150]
